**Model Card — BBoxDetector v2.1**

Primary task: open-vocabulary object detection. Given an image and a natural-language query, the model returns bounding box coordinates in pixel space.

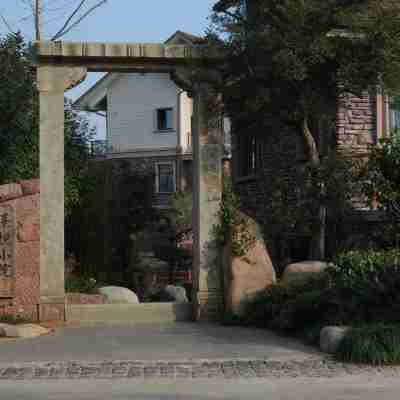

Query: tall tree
[210,0,400,259]
[0,33,95,214]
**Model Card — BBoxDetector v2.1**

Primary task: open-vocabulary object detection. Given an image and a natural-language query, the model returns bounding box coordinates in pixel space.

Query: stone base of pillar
[38,296,66,322]
[192,290,224,321]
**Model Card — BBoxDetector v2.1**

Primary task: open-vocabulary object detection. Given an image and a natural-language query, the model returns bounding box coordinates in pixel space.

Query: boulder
[282,261,330,286]
[161,285,189,303]
[223,212,277,315]
[320,326,351,354]
[0,323,50,338]
[98,286,139,304]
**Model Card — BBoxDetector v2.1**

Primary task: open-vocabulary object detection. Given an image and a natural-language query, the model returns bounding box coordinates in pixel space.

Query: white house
[74,31,230,208]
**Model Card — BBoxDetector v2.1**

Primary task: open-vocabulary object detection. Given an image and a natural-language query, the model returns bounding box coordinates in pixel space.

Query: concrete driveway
[0,322,320,364]
[0,377,399,400]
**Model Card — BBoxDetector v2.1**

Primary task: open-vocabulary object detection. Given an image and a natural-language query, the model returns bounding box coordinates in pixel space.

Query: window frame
[155,107,175,133]
[389,96,400,133]
[155,161,176,194]
[235,132,263,181]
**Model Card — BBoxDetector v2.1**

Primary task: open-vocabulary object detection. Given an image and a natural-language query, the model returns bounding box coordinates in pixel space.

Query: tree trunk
[301,116,326,260]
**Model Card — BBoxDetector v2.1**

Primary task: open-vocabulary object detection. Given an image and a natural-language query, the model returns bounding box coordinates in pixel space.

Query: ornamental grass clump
[336,324,400,365]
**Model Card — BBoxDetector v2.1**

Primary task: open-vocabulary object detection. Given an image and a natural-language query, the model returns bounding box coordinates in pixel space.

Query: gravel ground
[1,357,400,380]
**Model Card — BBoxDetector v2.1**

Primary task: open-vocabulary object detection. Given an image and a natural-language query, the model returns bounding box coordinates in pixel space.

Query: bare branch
[50,0,87,42]
[51,0,107,41]
[0,12,15,34]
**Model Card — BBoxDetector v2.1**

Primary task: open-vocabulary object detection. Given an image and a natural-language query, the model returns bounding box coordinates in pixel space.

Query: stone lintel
[37,66,87,92]
[34,42,221,70]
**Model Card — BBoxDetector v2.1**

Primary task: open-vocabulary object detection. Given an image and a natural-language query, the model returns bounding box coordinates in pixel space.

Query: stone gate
[35,41,225,321]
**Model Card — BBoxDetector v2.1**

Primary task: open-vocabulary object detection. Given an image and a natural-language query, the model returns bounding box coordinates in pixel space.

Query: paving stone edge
[0,358,400,380]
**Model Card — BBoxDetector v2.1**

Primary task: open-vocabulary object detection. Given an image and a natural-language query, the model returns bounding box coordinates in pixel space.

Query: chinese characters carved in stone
[0,205,15,297]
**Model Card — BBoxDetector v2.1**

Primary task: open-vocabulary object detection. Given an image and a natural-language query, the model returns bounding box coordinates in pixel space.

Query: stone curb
[1,358,400,380]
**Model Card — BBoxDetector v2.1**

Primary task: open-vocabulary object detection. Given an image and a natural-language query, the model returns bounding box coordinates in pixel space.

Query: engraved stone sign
[0,204,15,297]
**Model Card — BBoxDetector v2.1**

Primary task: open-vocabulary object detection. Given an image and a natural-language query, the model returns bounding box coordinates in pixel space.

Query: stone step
[66,303,193,325]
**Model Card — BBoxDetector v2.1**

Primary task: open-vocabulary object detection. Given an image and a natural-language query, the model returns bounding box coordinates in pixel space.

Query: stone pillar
[192,84,224,321]
[37,66,86,321]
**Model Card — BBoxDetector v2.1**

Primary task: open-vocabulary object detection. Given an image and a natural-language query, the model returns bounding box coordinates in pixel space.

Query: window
[156,163,175,193]
[237,133,263,178]
[389,97,400,132]
[156,108,174,131]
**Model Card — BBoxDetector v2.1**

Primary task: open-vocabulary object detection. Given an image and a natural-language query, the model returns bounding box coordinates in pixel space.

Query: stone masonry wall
[233,93,378,266]
[337,92,377,153]
[0,179,40,320]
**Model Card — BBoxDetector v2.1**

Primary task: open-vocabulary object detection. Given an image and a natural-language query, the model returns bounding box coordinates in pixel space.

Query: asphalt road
[0,377,398,400]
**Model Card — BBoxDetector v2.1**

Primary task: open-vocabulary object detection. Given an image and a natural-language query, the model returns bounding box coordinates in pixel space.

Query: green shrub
[213,181,256,258]
[65,276,97,294]
[330,249,400,291]
[300,322,325,346]
[243,284,294,328]
[243,273,333,331]
[329,250,400,324]
[354,263,400,323]
[221,312,247,326]
[0,314,30,325]
[336,324,400,365]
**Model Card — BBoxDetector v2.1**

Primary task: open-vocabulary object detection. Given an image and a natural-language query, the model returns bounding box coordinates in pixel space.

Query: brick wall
[0,179,40,320]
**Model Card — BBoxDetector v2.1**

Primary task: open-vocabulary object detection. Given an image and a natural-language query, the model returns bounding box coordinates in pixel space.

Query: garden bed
[226,249,400,366]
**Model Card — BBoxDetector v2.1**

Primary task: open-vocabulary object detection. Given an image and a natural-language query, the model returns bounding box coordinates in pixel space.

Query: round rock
[0,323,50,338]
[98,286,140,304]
[282,261,330,286]
[320,326,351,354]
[162,285,189,303]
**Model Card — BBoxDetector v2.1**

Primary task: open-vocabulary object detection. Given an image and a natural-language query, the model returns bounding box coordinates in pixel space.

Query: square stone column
[37,66,86,321]
[192,84,224,321]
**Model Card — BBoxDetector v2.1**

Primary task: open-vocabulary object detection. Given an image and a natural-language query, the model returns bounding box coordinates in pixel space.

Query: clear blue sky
[0,0,215,42]
[0,0,216,138]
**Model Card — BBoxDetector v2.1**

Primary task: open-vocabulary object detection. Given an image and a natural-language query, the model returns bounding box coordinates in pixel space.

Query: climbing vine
[214,181,256,258]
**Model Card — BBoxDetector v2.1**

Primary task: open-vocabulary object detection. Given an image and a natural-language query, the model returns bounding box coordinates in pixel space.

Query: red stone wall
[66,293,106,305]
[0,179,40,320]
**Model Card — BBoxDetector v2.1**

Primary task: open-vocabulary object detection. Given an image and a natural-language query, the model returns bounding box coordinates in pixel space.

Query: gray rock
[98,286,139,304]
[0,323,50,338]
[162,285,189,303]
[320,326,351,354]
[282,261,330,286]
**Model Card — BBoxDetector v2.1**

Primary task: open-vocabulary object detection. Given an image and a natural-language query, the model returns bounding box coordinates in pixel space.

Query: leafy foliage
[0,314,31,325]
[361,130,400,246]
[167,191,193,241]
[209,0,400,258]
[214,181,256,257]
[242,273,335,332]
[66,161,157,285]
[211,0,400,127]
[330,249,400,292]
[0,33,38,182]
[65,276,97,294]
[0,33,94,216]
[242,249,400,343]
[337,324,400,365]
